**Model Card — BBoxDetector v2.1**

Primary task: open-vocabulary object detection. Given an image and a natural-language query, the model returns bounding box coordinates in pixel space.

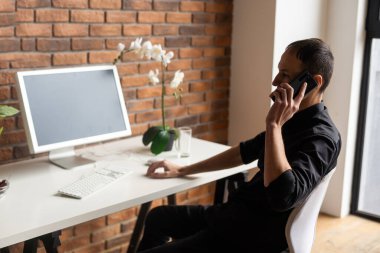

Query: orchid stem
[161,62,166,129]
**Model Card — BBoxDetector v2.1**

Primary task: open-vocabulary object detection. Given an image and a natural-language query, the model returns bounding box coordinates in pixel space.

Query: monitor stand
[49,147,95,170]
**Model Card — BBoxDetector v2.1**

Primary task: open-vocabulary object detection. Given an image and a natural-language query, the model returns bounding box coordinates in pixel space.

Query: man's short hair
[286,38,334,92]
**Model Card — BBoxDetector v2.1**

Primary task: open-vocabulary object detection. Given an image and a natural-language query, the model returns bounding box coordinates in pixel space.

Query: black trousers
[137,205,236,253]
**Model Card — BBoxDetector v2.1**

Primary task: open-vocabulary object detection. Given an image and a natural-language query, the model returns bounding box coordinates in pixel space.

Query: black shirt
[207,103,341,252]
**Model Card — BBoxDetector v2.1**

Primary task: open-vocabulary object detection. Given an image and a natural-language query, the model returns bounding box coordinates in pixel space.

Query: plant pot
[164,129,176,151]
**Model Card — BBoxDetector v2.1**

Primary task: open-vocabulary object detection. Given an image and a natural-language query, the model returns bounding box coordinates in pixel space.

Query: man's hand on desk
[146,160,185,178]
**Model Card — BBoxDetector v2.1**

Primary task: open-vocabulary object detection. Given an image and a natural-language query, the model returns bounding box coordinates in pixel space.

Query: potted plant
[0,105,19,136]
[114,38,184,155]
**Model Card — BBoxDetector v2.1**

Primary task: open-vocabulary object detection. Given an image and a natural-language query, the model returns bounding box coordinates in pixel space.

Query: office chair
[282,168,336,253]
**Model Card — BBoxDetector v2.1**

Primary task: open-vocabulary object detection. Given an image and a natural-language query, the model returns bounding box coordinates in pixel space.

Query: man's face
[272,49,304,87]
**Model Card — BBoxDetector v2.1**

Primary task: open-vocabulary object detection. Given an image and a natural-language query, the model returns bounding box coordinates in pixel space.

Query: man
[138,38,341,253]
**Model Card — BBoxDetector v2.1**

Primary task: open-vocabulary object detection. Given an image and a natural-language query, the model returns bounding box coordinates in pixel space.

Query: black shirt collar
[283,102,325,131]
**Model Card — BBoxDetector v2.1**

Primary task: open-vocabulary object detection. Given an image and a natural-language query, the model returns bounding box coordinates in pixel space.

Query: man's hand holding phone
[267,81,307,128]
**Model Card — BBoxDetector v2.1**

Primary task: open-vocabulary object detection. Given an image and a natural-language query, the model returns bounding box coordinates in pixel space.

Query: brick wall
[0,0,233,252]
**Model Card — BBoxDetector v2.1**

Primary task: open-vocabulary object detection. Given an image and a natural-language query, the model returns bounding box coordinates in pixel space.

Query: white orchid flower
[129,37,142,51]
[138,41,153,59]
[148,69,160,85]
[170,70,184,88]
[162,51,174,67]
[151,44,164,62]
[117,43,125,52]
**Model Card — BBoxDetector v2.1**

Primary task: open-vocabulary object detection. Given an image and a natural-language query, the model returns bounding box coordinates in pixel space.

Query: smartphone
[271,70,318,101]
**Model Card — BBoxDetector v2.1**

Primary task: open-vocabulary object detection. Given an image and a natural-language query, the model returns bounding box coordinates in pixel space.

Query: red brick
[17,0,50,7]
[71,10,105,23]
[0,86,10,100]
[188,103,210,114]
[89,51,118,64]
[0,14,15,26]
[121,75,148,87]
[192,36,214,47]
[165,37,191,48]
[190,82,211,92]
[54,24,88,37]
[90,0,121,9]
[180,93,204,105]
[166,12,191,23]
[0,0,15,11]
[107,207,137,225]
[131,123,149,136]
[123,24,151,36]
[16,24,52,37]
[91,224,120,242]
[179,25,204,35]
[72,242,105,253]
[165,107,187,118]
[117,64,139,76]
[0,131,26,145]
[0,39,20,52]
[166,59,192,71]
[137,86,162,99]
[154,96,178,109]
[205,25,232,36]
[53,52,87,66]
[127,99,154,112]
[0,72,15,85]
[90,24,121,36]
[216,13,232,24]
[206,90,228,101]
[193,58,215,69]
[200,111,228,123]
[153,24,177,35]
[72,38,104,51]
[105,233,130,249]
[107,11,136,23]
[193,13,215,24]
[15,9,34,22]
[180,1,204,12]
[10,53,51,68]
[138,12,165,23]
[36,9,69,22]
[138,61,162,74]
[74,217,106,236]
[124,0,152,10]
[37,38,70,51]
[59,235,91,252]
[205,2,233,13]
[21,38,35,50]
[215,36,231,47]
[183,70,201,81]
[179,48,202,59]
[52,0,88,8]
[0,147,13,161]
[135,110,161,123]
[153,1,178,11]
[204,48,225,57]
[0,27,14,37]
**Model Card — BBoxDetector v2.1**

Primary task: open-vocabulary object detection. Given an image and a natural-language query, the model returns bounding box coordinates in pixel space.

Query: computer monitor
[16,65,132,169]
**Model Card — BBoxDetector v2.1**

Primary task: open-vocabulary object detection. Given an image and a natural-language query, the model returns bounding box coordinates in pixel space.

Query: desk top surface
[0,136,254,248]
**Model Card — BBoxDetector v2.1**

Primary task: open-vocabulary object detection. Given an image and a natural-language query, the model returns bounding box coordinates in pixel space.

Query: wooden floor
[313,213,380,253]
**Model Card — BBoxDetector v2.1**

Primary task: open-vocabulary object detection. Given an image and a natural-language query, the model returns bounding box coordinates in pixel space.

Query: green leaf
[0,105,19,118]
[0,127,3,136]
[142,126,162,146]
[150,130,170,155]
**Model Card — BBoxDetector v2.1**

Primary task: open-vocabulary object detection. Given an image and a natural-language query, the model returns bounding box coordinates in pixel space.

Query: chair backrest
[285,168,336,253]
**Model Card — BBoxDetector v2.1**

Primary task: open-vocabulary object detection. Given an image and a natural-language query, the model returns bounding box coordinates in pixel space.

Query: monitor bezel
[16,65,132,154]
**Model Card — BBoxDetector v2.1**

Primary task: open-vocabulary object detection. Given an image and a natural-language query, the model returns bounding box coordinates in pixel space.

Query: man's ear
[313,74,323,90]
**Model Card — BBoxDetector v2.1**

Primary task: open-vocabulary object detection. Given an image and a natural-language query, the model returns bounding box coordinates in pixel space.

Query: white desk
[0,136,254,248]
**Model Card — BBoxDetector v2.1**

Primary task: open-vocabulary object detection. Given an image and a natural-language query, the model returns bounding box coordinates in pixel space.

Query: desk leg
[127,202,152,253]
[214,178,227,204]
[23,231,61,253]
[167,194,176,205]
[0,247,10,253]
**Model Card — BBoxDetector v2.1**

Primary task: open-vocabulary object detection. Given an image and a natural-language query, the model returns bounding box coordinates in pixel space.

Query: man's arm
[146,145,243,178]
[264,82,307,186]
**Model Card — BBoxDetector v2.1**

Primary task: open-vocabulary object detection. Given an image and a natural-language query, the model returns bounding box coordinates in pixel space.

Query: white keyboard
[58,167,132,199]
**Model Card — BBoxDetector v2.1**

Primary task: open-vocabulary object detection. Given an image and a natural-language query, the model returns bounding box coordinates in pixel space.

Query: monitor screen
[16,65,131,155]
